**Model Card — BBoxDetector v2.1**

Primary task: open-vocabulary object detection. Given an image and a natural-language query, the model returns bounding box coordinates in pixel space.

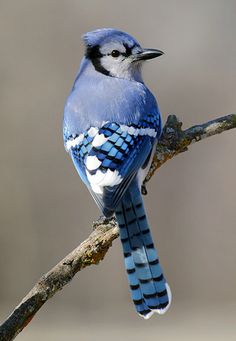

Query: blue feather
[68,122,156,216]
[116,180,171,318]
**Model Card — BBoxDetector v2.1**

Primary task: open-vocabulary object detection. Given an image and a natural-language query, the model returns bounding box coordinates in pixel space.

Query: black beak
[133,48,164,61]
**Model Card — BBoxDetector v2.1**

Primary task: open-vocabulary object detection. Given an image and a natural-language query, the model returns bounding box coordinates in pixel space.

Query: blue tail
[115,181,171,319]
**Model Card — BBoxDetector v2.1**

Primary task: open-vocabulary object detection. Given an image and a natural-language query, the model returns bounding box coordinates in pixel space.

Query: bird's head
[83,28,163,81]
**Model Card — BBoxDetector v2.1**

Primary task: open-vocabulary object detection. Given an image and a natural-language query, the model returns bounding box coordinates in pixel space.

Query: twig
[0,113,235,340]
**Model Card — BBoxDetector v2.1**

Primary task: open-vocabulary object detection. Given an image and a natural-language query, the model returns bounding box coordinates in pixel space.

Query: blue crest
[82,28,140,48]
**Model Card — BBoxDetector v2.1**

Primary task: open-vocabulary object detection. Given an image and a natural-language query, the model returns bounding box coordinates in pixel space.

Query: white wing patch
[65,133,84,151]
[92,133,108,147]
[86,169,122,194]
[120,125,156,138]
[66,125,157,152]
[86,155,102,171]
[66,124,157,194]
[87,127,99,137]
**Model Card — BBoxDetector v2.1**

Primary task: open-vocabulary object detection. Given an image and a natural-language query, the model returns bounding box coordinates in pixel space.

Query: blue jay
[63,28,171,319]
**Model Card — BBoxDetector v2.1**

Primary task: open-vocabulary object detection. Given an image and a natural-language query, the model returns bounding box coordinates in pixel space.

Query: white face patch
[99,41,126,55]
[100,55,133,79]
[99,41,128,79]
[97,41,143,81]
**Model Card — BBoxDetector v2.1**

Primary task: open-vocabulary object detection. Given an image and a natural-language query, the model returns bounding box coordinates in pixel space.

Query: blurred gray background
[1,0,236,340]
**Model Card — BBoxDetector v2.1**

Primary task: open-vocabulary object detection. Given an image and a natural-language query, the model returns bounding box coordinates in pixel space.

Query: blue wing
[65,110,161,217]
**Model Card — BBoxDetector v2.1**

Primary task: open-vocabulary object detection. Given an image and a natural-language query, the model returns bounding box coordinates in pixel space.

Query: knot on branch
[160,114,185,150]
[142,114,187,194]
[92,216,117,232]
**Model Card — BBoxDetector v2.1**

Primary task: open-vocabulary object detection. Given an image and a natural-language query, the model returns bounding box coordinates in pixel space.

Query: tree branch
[142,113,236,192]
[1,113,235,340]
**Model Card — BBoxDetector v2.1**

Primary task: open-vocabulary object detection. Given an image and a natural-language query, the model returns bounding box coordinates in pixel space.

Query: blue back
[63,58,161,138]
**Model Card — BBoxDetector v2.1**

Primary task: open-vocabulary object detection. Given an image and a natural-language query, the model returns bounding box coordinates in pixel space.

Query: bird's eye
[111,50,120,58]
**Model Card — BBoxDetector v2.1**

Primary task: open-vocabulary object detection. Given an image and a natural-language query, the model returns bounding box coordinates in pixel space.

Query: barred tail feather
[115,182,171,319]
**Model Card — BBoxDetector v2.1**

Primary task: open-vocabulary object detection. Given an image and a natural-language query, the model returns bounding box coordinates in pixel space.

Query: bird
[63,28,171,319]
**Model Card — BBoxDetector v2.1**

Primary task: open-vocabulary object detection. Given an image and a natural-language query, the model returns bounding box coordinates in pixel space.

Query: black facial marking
[85,45,102,59]
[123,43,135,57]
[85,45,110,76]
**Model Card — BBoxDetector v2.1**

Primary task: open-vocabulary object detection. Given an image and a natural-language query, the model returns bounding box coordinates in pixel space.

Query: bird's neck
[78,57,144,83]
